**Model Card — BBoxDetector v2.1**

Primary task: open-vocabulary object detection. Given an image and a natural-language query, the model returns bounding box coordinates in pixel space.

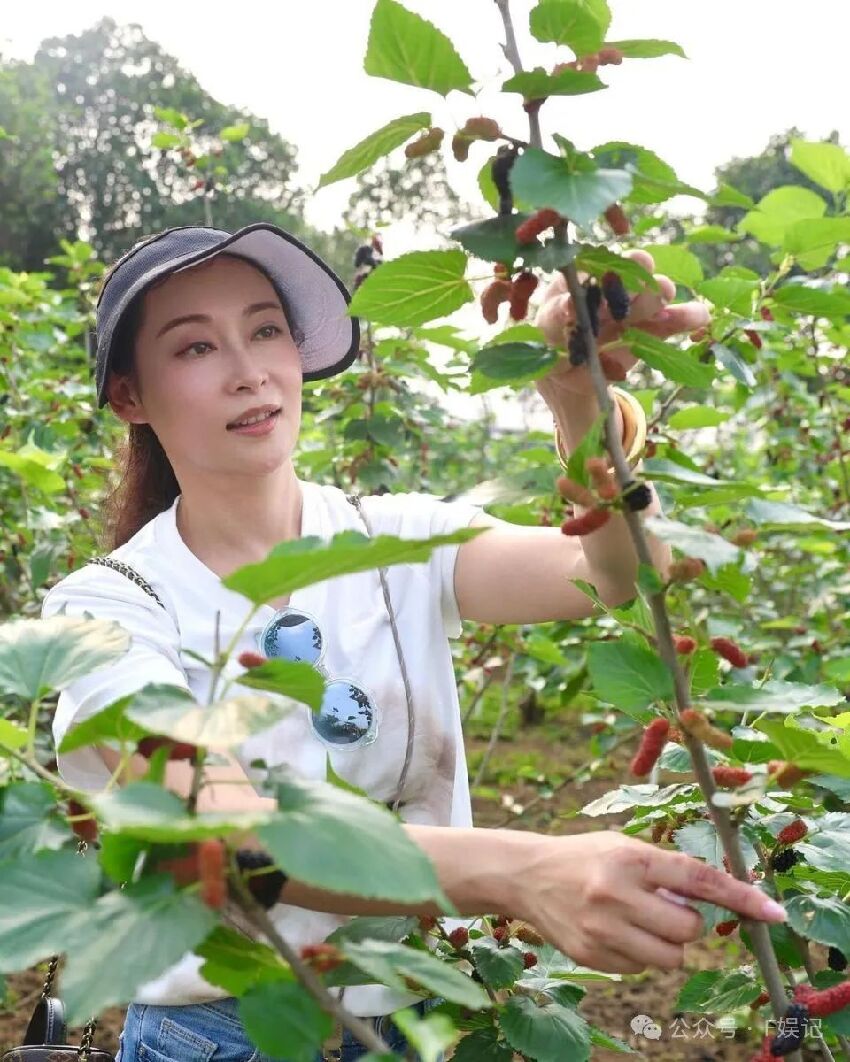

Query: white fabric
[41,479,483,1016]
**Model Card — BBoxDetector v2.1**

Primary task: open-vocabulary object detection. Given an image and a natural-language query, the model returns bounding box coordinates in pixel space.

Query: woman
[41,222,785,1062]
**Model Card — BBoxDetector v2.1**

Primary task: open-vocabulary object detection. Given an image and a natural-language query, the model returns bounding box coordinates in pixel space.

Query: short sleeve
[40,566,191,792]
[359,491,484,639]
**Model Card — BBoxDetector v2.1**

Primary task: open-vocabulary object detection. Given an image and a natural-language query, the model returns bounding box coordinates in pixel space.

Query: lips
[226,405,281,429]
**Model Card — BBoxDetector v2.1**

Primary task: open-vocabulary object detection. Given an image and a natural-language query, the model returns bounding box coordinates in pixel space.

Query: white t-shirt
[40,479,483,1017]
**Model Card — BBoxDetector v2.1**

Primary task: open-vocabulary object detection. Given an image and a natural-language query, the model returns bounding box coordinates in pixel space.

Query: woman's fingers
[627,892,705,945]
[609,925,686,971]
[650,851,787,923]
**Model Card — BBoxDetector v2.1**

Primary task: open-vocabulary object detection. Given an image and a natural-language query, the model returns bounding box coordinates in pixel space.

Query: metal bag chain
[85,492,415,809]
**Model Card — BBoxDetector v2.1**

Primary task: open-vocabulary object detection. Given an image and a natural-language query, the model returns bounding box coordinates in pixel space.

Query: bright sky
[3,1,848,429]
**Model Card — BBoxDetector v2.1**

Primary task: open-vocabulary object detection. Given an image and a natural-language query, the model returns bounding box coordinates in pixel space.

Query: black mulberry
[771,848,800,873]
[601,271,630,322]
[354,245,378,269]
[622,480,653,512]
[567,327,589,366]
[828,947,848,972]
[769,1001,808,1056]
[584,280,602,337]
[491,146,518,217]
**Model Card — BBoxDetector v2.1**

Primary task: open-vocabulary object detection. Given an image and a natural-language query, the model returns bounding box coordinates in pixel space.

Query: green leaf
[706,680,844,714]
[391,1008,458,1062]
[744,498,850,531]
[451,213,534,262]
[219,122,251,142]
[604,39,686,59]
[0,615,129,700]
[123,684,294,750]
[686,225,742,244]
[258,777,449,906]
[151,132,180,150]
[469,938,525,989]
[712,183,754,209]
[62,877,216,1026]
[196,927,291,996]
[364,0,473,96]
[470,343,561,394]
[231,659,325,712]
[222,524,484,606]
[341,940,489,1008]
[641,245,703,290]
[573,244,659,291]
[0,849,100,975]
[566,414,605,489]
[56,693,150,754]
[587,640,674,711]
[786,896,850,954]
[500,995,591,1062]
[698,274,758,316]
[0,783,71,858]
[451,1027,514,1062]
[668,406,730,430]
[0,442,66,493]
[797,831,850,874]
[582,782,694,816]
[643,517,740,573]
[530,0,610,56]
[772,284,850,322]
[690,649,719,698]
[511,148,632,228]
[588,1025,636,1054]
[153,107,188,129]
[789,139,850,194]
[92,782,274,842]
[501,67,605,98]
[620,330,715,388]
[712,343,757,388]
[738,185,826,246]
[348,249,473,327]
[783,217,850,269]
[317,112,431,189]
[637,563,664,595]
[238,979,332,1062]
[0,719,28,750]
[754,718,850,777]
[674,820,759,871]
[676,969,761,1012]
[591,142,686,206]
[327,915,419,946]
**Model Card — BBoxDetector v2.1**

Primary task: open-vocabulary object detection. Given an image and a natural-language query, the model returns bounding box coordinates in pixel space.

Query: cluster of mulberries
[353,235,383,292]
[452,116,501,161]
[770,847,801,873]
[515,208,563,245]
[479,269,539,324]
[405,127,444,159]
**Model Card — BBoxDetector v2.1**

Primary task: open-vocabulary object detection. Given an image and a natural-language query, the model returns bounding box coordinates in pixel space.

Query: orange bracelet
[554,387,646,472]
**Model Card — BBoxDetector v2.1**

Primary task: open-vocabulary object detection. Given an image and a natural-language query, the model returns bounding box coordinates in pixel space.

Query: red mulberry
[679,708,733,751]
[300,943,344,973]
[668,557,706,583]
[630,718,670,778]
[555,475,596,508]
[776,819,807,846]
[448,926,469,949]
[480,279,513,325]
[197,839,227,910]
[601,271,630,321]
[715,919,739,936]
[515,208,562,245]
[238,650,267,669]
[712,765,753,788]
[744,329,763,350]
[522,951,538,969]
[768,760,809,787]
[136,735,198,762]
[405,127,444,158]
[674,635,697,655]
[66,799,98,845]
[603,203,629,234]
[509,271,539,320]
[560,508,611,536]
[463,116,501,141]
[710,637,748,669]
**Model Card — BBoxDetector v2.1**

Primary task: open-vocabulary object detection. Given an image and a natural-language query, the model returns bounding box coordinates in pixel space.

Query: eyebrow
[155,301,283,339]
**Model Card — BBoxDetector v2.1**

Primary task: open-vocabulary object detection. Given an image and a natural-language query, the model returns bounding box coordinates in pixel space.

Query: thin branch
[472,652,516,788]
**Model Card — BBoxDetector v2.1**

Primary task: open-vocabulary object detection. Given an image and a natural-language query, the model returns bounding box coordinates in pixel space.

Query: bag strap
[86,556,166,610]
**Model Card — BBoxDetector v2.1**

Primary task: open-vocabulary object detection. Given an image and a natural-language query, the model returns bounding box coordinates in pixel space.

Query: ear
[106,371,149,426]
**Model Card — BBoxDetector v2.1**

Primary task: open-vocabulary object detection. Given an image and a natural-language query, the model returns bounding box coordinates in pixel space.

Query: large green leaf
[511,148,632,228]
[771,284,850,321]
[783,217,850,270]
[676,970,762,1012]
[56,693,152,754]
[581,782,695,817]
[587,640,674,711]
[348,250,473,327]
[0,446,65,493]
[501,67,605,99]
[753,717,850,777]
[61,877,215,1026]
[698,275,758,316]
[744,498,850,531]
[123,684,294,749]
[93,782,275,842]
[317,112,431,189]
[573,244,658,291]
[591,142,686,206]
[0,615,129,700]
[469,343,561,394]
[642,245,703,290]
[238,979,333,1062]
[707,680,844,714]
[364,0,473,96]
[529,0,610,56]
[222,525,484,606]
[797,831,850,874]
[604,39,686,59]
[500,995,591,1062]
[0,848,101,974]
[643,517,740,573]
[452,1028,515,1062]
[738,186,826,246]
[785,896,850,954]
[451,213,534,262]
[469,938,525,989]
[258,777,449,906]
[0,783,71,858]
[712,343,757,388]
[789,139,850,194]
[667,406,730,430]
[341,940,490,1008]
[327,915,419,946]
[219,659,323,711]
[196,926,290,997]
[620,330,715,388]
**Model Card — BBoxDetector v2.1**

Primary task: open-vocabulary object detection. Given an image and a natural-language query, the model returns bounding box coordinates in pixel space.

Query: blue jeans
[117,994,444,1062]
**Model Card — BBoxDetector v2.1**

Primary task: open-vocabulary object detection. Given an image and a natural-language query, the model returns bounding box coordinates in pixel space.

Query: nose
[227,337,269,392]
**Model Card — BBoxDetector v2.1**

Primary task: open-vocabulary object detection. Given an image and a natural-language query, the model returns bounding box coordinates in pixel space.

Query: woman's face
[108,254,303,483]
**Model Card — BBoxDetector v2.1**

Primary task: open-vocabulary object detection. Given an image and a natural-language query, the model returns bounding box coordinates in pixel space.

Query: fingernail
[656,887,691,907]
[762,899,787,921]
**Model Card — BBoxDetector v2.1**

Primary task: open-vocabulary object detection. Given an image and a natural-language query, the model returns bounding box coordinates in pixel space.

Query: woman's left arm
[454,249,710,627]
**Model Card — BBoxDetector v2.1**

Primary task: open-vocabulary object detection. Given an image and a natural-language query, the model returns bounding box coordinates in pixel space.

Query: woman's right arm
[111,749,787,975]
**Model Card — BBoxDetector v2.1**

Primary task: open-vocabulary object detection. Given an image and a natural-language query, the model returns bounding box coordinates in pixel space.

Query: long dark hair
[97,250,303,552]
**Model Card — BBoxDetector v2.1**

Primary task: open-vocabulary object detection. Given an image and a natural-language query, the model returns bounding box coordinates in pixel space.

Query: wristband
[234,847,288,909]
[555,386,646,473]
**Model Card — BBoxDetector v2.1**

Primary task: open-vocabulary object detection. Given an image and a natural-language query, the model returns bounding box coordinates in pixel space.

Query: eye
[256,323,283,339]
[178,341,212,358]
[177,324,283,358]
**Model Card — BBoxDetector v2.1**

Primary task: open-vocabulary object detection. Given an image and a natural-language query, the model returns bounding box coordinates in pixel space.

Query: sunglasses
[255,606,379,750]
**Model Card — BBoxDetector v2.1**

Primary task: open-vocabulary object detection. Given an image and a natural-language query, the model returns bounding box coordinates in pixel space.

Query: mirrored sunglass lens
[260,612,323,664]
[312,681,377,746]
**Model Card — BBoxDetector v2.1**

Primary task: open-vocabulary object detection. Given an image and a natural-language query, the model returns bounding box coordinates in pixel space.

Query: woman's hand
[533,250,711,397]
[510,830,785,973]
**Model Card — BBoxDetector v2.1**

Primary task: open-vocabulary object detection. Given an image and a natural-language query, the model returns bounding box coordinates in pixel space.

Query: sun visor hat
[93,222,360,408]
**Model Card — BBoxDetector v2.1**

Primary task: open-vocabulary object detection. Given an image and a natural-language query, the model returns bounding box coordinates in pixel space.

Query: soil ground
[0,724,827,1061]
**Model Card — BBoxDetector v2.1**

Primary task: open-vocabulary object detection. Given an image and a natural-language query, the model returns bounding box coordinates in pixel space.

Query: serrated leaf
[342,940,489,1008]
[644,517,740,572]
[772,284,850,321]
[318,112,431,189]
[502,67,605,98]
[668,406,730,430]
[643,244,703,289]
[364,0,473,96]
[511,147,632,228]
[348,250,473,327]
[470,343,561,393]
[239,978,332,1062]
[707,680,844,714]
[500,995,591,1062]
[712,343,757,388]
[530,0,610,56]
[0,783,72,858]
[621,330,715,388]
[581,782,693,817]
[786,896,850,954]
[469,938,524,989]
[0,615,129,700]
[744,498,850,530]
[605,39,686,59]
[789,139,850,194]
[587,640,673,711]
